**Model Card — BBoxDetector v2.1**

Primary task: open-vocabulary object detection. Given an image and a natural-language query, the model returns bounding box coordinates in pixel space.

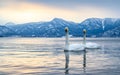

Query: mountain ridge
[0,18,120,37]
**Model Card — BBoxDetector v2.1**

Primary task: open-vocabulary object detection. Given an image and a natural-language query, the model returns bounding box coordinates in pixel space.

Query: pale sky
[0,0,120,25]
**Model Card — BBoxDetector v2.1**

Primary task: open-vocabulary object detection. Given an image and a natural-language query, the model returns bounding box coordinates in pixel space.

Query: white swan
[82,29,101,49]
[64,27,101,51]
[64,27,85,51]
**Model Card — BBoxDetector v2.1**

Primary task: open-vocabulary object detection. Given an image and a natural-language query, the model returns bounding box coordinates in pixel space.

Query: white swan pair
[64,27,101,51]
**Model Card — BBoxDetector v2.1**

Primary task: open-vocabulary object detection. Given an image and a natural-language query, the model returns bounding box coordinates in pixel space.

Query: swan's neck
[65,32,69,50]
[83,33,86,45]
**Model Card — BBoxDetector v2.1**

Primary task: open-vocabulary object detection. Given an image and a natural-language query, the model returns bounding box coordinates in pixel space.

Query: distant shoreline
[0,36,120,39]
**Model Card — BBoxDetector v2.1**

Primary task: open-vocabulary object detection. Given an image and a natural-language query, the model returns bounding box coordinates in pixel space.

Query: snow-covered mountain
[5,22,15,26]
[7,18,80,37]
[80,18,120,37]
[0,18,120,37]
[80,18,103,37]
[0,25,15,37]
[103,26,120,37]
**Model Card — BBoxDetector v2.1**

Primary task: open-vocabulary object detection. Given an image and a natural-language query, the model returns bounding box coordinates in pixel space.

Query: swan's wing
[69,44,85,51]
[85,42,101,49]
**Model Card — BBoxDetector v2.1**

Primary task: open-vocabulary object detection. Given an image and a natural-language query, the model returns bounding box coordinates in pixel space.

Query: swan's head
[65,27,69,33]
[83,29,86,34]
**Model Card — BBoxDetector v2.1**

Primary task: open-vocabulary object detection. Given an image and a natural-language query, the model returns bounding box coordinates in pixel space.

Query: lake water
[0,37,120,75]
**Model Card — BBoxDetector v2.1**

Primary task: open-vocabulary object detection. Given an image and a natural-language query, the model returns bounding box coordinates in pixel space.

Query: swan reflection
[64,51,70,74]
[64,49,87,75]
[83,49,87,75]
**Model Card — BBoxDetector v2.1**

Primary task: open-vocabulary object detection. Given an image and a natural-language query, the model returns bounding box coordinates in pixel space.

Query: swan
[82,29,101,49]
[64,27,101,51]
[64,27,85,51]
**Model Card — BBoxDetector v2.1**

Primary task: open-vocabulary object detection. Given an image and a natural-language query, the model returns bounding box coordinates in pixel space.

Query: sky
[0,0,120,25]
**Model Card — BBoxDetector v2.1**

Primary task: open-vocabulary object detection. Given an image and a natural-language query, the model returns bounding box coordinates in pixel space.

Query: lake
[0,37,120,75]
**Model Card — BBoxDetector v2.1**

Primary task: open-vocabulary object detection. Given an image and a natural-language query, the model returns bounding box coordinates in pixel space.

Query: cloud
[0,0,120,24]
[26,0,120,9]
[0,2,80,24]
[23,0,120,18]
[0,17,9,25]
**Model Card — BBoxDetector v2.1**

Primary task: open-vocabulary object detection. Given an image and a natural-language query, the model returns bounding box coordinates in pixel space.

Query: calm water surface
[0,37,120,75]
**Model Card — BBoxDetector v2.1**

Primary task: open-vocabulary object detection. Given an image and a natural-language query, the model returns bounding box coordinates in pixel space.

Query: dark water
[0,37,120,75]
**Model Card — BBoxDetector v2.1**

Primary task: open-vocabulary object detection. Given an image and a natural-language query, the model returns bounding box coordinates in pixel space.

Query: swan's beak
[65,27,69,33]
[83,29,86,34]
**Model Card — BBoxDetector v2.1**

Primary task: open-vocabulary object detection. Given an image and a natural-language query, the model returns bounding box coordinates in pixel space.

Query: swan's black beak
[83,29,86,34]
[65,27,69,32]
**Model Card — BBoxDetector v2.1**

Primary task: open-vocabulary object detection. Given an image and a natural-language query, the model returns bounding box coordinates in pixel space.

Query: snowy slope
[7,18,80,37]
[103,26,120,37]
[0,18,119,37]
[0,25,15,37]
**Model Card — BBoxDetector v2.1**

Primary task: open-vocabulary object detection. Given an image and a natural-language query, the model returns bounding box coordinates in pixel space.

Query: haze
[0,0,120,25]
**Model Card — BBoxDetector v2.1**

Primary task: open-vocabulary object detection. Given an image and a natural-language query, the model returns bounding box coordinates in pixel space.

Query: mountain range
[0,18,120,37]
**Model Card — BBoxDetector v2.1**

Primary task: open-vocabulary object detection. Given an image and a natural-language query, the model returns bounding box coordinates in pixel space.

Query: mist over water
[0,37,120,75]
